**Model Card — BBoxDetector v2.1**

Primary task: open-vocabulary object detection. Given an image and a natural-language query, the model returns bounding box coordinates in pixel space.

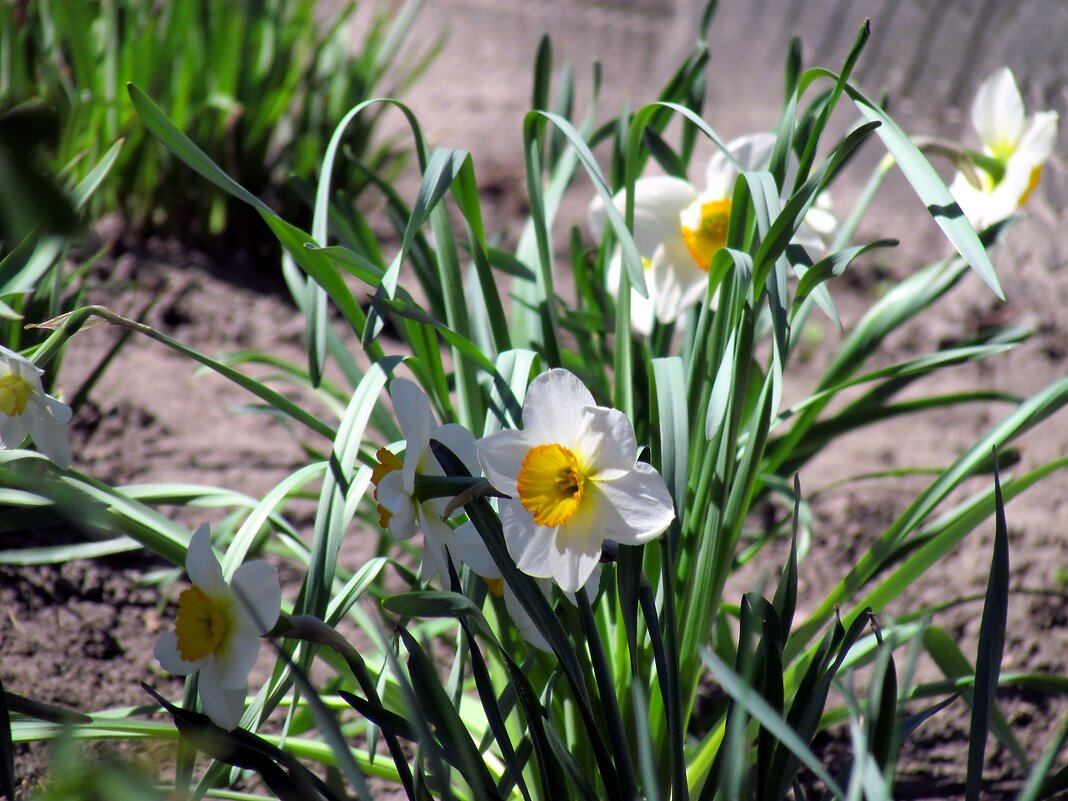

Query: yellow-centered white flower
[370,378,479,584]
[950,67,1058,229]
[154,524,281,730]
[0,345,72,468]
[476,369,674,593]
[588,134,830,335]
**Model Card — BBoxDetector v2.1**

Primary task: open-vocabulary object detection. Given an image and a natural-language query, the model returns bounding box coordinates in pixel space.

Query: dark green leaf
[965,450,1011,801]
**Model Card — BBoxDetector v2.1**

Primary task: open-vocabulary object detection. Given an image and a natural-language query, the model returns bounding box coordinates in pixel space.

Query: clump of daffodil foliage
[6,6,1068,801]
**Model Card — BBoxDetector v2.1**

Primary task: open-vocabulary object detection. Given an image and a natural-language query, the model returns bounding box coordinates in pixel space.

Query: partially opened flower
[371,378,480,584]
[476,369,674,593]
[154,524,281,730]
[950,67,1058,229]
[0,345,72,468]
[589,134,831,334]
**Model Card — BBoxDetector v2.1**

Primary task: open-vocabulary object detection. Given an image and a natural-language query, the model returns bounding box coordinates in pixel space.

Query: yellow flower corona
[371,447,403,486]
[372,447,404,527]
[517,443,588,527]
[175,585,230,662]
[680,198,732,271]
[0,373,31,417]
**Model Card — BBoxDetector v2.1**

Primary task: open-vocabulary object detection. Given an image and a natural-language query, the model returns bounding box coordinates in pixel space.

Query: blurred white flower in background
[589,134,833,334]
[476,368,674,593]
[950,67,1058,230]
[0,345,72,468]
[154,524,281,730]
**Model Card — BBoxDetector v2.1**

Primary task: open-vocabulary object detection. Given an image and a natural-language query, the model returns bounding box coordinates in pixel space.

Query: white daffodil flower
[154,524,281,730]
[589,133,831,335]
[0,345,72,468]
[371,378,480,585]
[476,369,674,593]
[949,67,1058,230]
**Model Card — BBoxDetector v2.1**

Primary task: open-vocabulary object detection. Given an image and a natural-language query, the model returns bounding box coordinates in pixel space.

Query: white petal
[549,504,605,594]
[499,498,555,580]
[198,658,246,730]
[453,522,499,578]
[153,631,204,675]
[998,161,1039,209]
[0,346,25,370]
[591,462,675,545]
[949,172,989,228]
[186,525,227,598]
[390,379,433,439]
[593,177,700,257]
[1015,110,1058,165]
[521,369,595,445]
[627,287,657,337]
[951,166,1027,230]
[802,192,837,239]
[972,68,1025,153]
[476,428,530,498]
[628,177,700,257]
[213,630,262,689]
[45,396,73,425]
[502,584,551,652]
[27,397,71,468]
[11,354,45,385]
[606,250,656,337]
[605,248,624,296]
[573,406,638,478]
[417,506,458,585]
[729,133,777,172]
[560,564,603,607]
[391,379,433,494]
[230,561,281,634]
[430,423,480,477]
[499,497,604,593]
[378,471,418,539]
[705,133,775,197]
[583,565,602,603]
[651,237,709,323]
[0,413,31,450]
